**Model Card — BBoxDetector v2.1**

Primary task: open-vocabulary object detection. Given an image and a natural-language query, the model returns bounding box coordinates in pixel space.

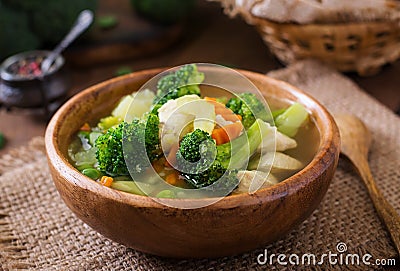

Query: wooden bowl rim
[45,67,339,210]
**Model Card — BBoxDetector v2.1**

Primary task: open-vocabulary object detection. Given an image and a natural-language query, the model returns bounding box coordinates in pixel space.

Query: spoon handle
[41,10,94,74]
[356,157,400,255]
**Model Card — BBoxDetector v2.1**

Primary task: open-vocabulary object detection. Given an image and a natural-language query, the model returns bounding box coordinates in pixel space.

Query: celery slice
[111,181,152,196]
[275,103,309,137]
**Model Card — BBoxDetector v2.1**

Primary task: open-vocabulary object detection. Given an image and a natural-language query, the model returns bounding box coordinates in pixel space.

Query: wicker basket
[253,18,400,76]
[212,0,400,76]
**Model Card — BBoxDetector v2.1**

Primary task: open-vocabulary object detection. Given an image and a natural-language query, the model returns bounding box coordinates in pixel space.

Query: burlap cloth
[1,60,399,270]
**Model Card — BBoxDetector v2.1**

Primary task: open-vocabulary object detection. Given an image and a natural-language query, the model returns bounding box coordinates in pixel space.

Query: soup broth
[68,79,319,197]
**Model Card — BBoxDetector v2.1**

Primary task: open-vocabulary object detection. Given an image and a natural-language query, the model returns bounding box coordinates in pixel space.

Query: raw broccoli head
[176,129,239,192]
[153,64,204,107]
[226,93,270,129]
[0,5,40,59]
[0,0,97,60]
[95,114,160,176]
[30,0,97,46]
[130,0,195,25]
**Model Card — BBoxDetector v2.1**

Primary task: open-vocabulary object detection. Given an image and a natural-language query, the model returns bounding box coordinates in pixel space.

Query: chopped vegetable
[112,95,133,119]
[112,89,155,122]
[72,147,97,167]
[158,95,215,152]
[89,132,103,146]
[111,181,150,195]
[271,108,286,119]
[275,103,309,137]
[226,93,270,129]
[82,168,102,180]
[165,171,186,187]
[80,123,91,132]
[98,116,122,131]
[211,127,229,145]
[176,119,273,190]
[95,114,160,176]
[154,64,204,106]
[100,176,114,187]
[211,121,243,145]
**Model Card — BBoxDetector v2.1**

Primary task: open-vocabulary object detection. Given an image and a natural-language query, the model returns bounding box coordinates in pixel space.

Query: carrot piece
[236,114,242,121]
[80,123,91,132]
[223,122,243,140]
[165,143,179,167]
[165,171,186,187]
[165,172,179,185]
[100,176,113,187]
[212,122,243,145]
[204,97,217,102]
[212,128,229,145]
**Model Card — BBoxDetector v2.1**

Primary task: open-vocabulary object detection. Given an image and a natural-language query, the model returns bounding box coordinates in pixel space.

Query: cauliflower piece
[158,95,216,152]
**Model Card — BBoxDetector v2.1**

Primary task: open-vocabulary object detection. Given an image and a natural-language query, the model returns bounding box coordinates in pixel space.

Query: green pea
[76,163,94,171]
[156,190,176,199]
[82,168,102,180]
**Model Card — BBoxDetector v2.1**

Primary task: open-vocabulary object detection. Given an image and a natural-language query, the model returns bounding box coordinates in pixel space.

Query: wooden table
[0,0,399,156]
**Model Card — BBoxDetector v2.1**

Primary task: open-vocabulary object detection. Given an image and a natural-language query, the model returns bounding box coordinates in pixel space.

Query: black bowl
[0,50,69,109]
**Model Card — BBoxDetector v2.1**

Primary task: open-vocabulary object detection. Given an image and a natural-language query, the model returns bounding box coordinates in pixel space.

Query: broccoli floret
[95,114,160,176]
[95,123,128,176]
[176,129,217,177]
[143,113,162,161]
[153,64,204,107]
[176,119,272,192]
[176,129,236,190]
[226,93,270,129]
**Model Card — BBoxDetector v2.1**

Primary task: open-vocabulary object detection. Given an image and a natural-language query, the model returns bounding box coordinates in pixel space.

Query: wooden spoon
[335,114,400,255]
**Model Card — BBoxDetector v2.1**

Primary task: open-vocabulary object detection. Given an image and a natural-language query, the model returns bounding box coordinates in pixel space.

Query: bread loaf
[213,0,400,24]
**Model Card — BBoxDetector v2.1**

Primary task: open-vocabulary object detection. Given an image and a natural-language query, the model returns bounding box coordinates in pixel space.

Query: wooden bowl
[45,68,340,258]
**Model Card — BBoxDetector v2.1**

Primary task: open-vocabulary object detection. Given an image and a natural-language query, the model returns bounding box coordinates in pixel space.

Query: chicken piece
[235,170,279,194]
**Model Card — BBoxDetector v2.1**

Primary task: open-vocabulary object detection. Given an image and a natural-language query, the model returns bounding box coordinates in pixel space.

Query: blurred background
[0,0,399,154]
